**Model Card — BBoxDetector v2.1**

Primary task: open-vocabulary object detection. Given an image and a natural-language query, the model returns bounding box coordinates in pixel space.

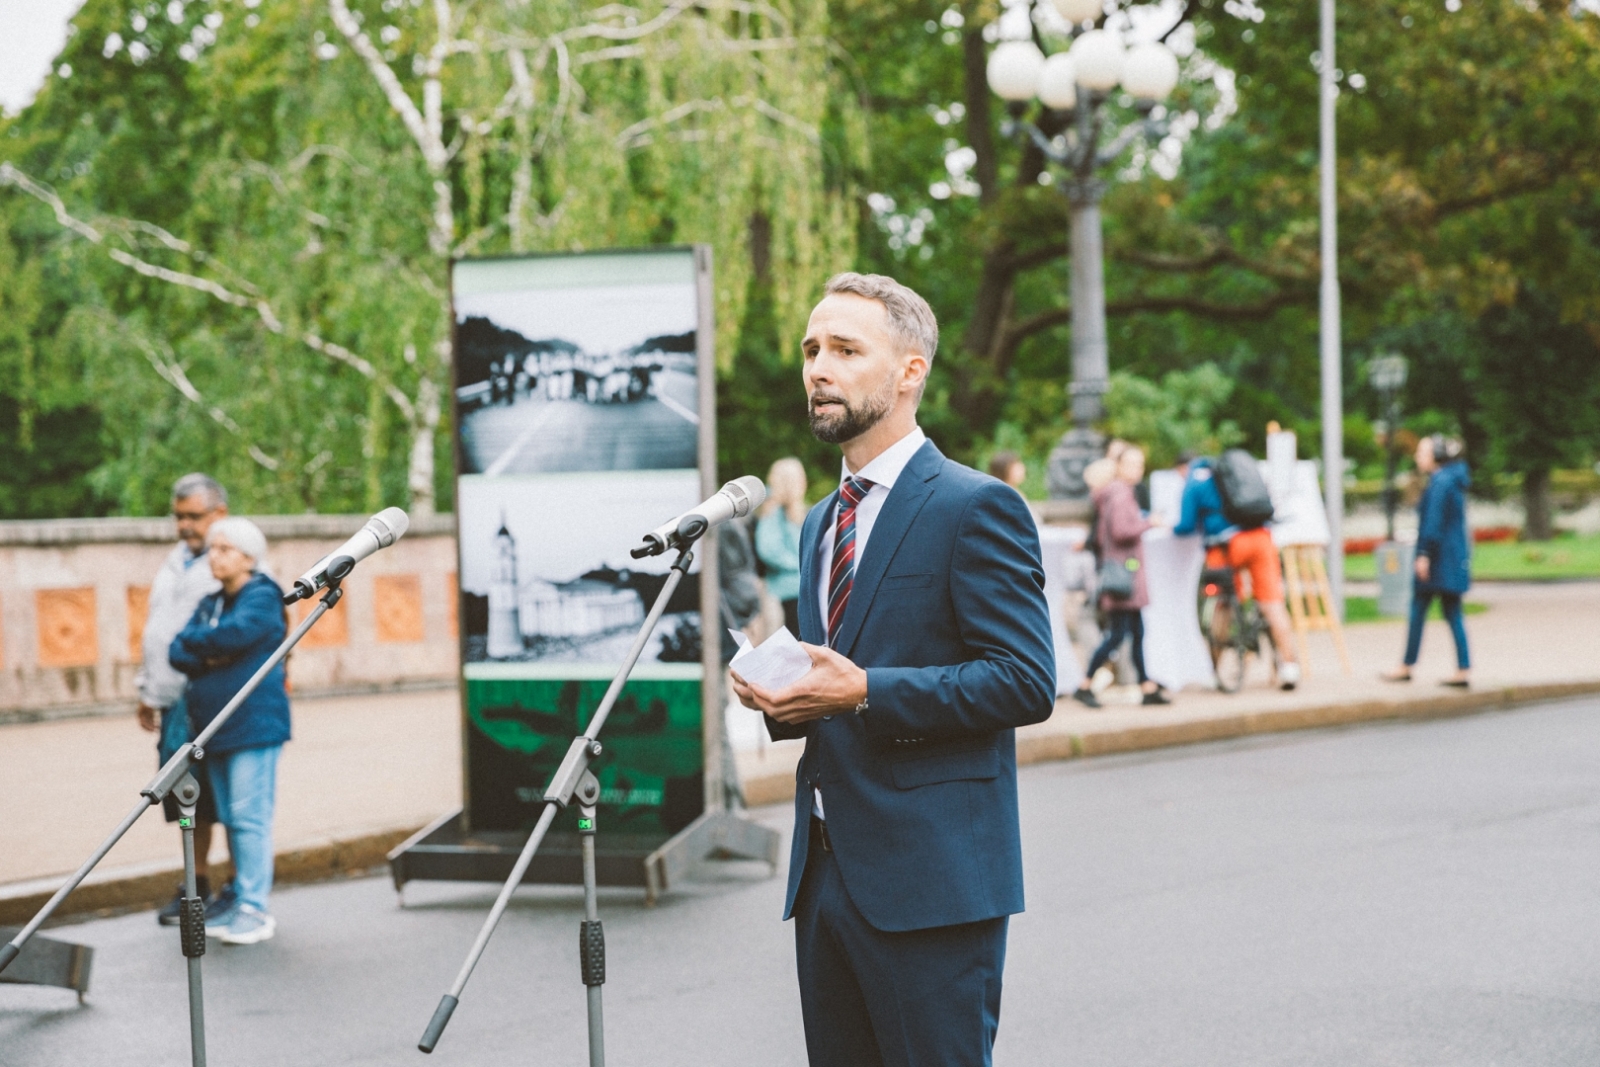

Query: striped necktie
[826,476,875,648]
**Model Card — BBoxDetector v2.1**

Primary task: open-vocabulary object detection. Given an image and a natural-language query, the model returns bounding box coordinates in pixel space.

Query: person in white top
[136,473,227,925]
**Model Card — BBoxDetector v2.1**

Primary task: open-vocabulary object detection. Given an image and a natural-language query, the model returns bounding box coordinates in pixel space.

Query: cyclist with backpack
[1174,449,1301,691]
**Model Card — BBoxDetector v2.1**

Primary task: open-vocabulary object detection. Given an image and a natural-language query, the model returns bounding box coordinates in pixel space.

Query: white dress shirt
[812,425,927,819]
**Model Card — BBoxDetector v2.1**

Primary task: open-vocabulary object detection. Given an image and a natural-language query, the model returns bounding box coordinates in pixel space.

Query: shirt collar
[839,426,927,492]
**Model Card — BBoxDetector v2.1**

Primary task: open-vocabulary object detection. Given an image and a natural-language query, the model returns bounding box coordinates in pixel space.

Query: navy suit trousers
[794,821,1007,1067]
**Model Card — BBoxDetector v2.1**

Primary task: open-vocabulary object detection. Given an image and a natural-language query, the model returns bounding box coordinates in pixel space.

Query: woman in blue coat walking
[170,517,291,945]
[1384,435,1472,687]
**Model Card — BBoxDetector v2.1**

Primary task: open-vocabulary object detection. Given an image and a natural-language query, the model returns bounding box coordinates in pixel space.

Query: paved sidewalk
[5,582,1596,922]
[0,688,460,920]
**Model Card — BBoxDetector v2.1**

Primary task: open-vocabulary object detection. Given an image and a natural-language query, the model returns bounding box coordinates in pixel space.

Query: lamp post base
[1046,426,1106,501]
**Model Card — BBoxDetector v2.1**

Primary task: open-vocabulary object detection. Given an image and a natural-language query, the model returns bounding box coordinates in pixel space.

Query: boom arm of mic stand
[0,582,344,976]
[418,541,699,1054]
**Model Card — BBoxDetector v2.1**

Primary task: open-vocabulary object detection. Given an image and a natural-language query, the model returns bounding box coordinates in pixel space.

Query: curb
[0,828,417,928]
[741,680,1600,808]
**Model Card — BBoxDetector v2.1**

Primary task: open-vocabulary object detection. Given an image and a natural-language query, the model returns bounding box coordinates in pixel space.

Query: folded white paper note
[728,626,814,691]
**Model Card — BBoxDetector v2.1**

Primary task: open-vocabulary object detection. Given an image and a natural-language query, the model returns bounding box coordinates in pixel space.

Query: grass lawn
[1344,532,1600,582]
[1343,596,1489,624]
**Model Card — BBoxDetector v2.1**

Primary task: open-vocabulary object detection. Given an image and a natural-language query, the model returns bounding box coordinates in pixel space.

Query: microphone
[632,476,765,558]
[283,507,411,603]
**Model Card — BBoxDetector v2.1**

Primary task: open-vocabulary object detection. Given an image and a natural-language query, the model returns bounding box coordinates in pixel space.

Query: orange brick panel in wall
[36,588,100,668]
[295,592,349,648]
[127,585,151,661]
[373,574,425,643]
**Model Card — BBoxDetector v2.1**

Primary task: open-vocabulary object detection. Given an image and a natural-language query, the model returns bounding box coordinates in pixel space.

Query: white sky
[456,282,698,355]
[1,0,84,115]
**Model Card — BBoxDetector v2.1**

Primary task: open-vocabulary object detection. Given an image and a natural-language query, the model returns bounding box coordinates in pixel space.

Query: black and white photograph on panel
[456,471,704,666]
[453,250,701,476]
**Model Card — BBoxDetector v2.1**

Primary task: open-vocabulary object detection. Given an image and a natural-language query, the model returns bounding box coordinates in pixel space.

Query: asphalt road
[458,369,699,475]
[7,697,1600,1065]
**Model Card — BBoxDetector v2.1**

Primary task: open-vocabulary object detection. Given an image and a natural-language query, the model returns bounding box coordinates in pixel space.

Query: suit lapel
[832,441,943,658]
[797,490,837,645]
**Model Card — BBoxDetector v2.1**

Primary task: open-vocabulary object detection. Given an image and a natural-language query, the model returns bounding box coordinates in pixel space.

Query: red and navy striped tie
[826,476,875,648]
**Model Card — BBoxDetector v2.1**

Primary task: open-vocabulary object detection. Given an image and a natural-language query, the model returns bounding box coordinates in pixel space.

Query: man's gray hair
[824,272,939,362]
[171,472,228,507]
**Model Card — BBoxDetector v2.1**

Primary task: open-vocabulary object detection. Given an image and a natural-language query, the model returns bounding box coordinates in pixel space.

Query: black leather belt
[809,816,833,853]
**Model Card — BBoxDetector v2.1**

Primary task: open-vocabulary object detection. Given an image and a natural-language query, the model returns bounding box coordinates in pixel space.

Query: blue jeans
[1087,609,1148,684]
[207,745,281,913]
[1403,584,1471,670]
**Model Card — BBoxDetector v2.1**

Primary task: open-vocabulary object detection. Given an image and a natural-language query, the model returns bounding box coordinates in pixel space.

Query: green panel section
[466,676,703,838]
[454,249,696,296]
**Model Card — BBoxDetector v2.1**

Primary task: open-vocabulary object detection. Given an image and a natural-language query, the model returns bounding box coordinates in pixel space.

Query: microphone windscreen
[729,476,766,516]
[373,506,411,544]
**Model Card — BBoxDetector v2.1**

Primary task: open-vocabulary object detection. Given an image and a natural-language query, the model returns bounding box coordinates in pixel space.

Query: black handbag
[1098,557,1136,600]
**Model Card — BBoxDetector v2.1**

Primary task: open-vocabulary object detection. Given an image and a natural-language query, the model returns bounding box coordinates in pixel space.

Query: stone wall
[0,514,460,720]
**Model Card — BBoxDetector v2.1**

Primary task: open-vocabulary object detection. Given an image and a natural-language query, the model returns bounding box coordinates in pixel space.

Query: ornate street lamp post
[985,2,1180,499]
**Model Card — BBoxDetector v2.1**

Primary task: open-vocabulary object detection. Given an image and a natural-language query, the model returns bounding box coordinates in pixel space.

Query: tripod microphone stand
[0,579,347,1067]
[418,538,701,1061]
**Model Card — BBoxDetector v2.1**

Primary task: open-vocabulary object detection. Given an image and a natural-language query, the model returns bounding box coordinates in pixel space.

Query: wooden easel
[1279,543,1352,676]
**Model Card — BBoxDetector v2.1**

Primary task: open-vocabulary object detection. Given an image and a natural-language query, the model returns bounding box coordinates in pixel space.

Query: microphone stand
[0,579,347,1067]
[418,539,699,1060]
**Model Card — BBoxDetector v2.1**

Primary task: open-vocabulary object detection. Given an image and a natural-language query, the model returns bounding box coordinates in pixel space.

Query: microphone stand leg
[577,771,605,1067]
[174,774,209,1067]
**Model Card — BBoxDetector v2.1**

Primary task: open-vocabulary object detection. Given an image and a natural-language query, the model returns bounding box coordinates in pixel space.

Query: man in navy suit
[732,272,1056,1066]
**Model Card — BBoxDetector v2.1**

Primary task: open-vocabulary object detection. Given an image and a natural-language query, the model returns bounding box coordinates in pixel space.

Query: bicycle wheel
[1237,604,1274,689]
[1210,599,1246,693]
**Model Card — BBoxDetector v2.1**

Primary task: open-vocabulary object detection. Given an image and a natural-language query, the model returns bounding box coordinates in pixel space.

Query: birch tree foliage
[1,0,858,516]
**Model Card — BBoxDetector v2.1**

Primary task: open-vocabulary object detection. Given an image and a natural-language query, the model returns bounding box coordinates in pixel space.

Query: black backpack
[1213,448,1275,530]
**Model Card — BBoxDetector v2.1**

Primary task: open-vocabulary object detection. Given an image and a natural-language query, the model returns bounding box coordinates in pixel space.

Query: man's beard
[808,376,895,445]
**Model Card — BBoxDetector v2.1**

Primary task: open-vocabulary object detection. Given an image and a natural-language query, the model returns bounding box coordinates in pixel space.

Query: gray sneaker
[218,904,276,945]
[204,904,239,937]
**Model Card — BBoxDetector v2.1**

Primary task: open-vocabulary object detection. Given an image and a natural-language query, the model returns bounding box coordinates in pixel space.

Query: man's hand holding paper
[729,626,869,726]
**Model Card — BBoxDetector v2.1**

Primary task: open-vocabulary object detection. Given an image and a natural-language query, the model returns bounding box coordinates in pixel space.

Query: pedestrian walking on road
[1076,446,1171,708]
[170,517,291,946]
[1384,435,1472,687]
[136,473,229,926]
[756,456,808,637]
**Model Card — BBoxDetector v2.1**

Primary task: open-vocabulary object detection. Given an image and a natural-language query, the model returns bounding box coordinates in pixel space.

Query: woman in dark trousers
[1074,446,1171,707]
[170,517,291,945]
[1384,435,1472,687]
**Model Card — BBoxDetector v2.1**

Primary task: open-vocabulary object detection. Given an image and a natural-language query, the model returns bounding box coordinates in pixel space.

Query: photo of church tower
[486,514,522,659]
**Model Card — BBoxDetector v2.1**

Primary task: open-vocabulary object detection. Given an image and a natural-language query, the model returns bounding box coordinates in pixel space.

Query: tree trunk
[1521,467,1553,541]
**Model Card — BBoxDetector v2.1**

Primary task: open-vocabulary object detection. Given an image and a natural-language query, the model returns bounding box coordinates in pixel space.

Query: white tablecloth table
[1139,529,1216,692]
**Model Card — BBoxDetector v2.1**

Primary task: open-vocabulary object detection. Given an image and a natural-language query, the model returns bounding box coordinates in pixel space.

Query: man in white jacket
[135,473,228,925]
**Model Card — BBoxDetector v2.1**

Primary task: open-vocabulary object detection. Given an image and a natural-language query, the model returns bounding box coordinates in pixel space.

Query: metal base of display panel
[389,809,779,905]
[0,927,93,999]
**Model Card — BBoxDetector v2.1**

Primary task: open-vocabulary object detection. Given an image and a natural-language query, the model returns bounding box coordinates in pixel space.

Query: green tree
[3,0,859,516]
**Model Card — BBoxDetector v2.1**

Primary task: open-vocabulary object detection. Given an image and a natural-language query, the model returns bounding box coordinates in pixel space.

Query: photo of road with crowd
[453,282,701,475]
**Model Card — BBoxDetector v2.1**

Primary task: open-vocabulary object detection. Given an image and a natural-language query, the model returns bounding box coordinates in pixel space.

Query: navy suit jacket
[768,440,1056,932]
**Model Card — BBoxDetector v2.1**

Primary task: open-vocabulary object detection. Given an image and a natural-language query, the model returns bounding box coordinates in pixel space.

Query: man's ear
[902,349,930,393]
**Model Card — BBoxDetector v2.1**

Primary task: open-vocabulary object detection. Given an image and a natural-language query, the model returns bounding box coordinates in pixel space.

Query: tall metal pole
[1068,188,1109,428]
[1319,0,1345,616]
[1046,179,1111,500]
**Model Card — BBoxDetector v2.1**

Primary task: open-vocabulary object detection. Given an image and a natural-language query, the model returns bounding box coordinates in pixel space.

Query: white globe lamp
[1069,29,1123,92]
[1037,53,1079,111]
[986,41,1046,102]
[1121,42,1180,102]
[1050,0,1103,23]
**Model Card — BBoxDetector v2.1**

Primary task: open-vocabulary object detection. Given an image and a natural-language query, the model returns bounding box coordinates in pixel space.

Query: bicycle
[1199,565,1277,693]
